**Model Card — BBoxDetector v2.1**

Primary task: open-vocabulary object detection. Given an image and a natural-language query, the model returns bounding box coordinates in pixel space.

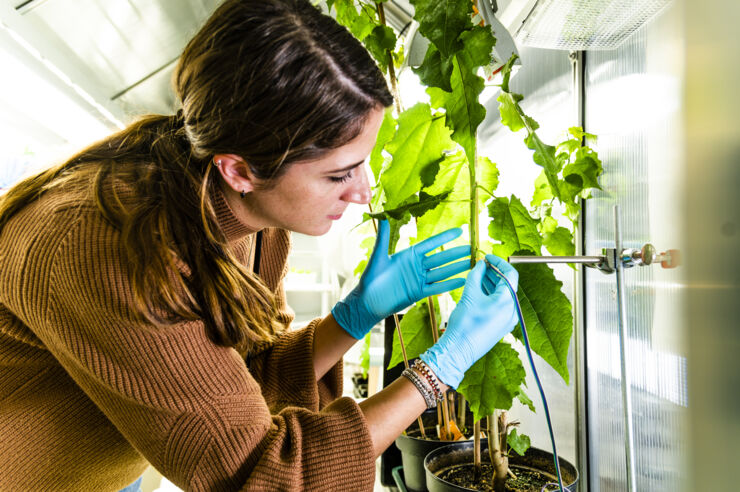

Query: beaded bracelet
[401,367,437,408]
[412,359,444,402]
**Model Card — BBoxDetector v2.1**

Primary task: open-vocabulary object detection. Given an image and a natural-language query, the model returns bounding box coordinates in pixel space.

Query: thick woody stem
[474,419,481,478]
[490,411,509,492]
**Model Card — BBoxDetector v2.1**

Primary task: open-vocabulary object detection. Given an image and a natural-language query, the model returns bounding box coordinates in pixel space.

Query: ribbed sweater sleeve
[33,211,375,491]
[248,321,343,412]
[244,227,343,411]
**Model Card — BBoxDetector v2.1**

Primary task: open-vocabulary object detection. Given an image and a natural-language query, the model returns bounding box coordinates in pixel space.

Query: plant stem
[375,2,402,114]
[426,297,452,439]
[469,134,479,267]
[473,419,481,477]
[394,312,427,439]
[457,394,467,430]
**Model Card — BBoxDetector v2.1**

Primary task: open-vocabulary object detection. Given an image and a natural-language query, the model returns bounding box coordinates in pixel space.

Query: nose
[341,165,372,205]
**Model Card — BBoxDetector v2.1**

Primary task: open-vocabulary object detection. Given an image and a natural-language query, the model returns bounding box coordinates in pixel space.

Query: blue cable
[484,258,570,492]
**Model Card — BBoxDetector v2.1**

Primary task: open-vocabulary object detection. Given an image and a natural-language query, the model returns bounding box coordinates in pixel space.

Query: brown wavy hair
[0,0,393,353]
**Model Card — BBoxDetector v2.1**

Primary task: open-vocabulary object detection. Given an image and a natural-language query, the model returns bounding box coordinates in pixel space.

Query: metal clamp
[507,244,680,274]
[621,244,681,269]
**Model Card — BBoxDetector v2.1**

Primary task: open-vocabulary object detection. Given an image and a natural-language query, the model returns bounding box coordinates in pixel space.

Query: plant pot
[394,408,483,492]
[424,440,579,492]
[395,424,449,491]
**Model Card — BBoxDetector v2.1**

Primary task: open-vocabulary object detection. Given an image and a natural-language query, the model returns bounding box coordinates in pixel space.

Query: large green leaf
[387,299,438,369]
[488,196,542,259]
[428,28,493,168]
[540,216,575,257]
[416,152,468,239]
[331,0,375,41]
[382,104,455,208]
[367,191,451,222]
[457,341,527,422]
[563,148,604,191]
[531,170,554,207]
[363,25,397,72]
[478,156,500,200]
[512,259,573,383]
[525,132,563,177]
[410,0,471,57]
[413,44,454,92]
[387,200,413,255]
[369,108,397,182]
[497,92,527,133]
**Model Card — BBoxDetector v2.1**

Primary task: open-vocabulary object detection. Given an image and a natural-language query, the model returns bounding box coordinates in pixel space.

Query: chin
[295,222,332,237]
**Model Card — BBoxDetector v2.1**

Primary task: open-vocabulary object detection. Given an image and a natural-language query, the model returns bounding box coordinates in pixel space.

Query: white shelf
[284,282,335,293]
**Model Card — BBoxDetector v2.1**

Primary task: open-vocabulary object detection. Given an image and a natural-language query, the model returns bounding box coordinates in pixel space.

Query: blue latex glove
[420,254,519,389]
[332,220,471,339]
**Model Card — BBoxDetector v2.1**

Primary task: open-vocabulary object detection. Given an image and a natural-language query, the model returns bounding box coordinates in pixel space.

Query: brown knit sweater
[0,186,375,491]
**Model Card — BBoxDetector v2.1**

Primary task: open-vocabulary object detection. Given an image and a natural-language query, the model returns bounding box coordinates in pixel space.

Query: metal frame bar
[571,49,591,492]
[614,205,638,492]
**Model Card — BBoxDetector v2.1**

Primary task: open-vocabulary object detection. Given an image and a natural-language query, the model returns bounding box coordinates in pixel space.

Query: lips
[328,214,343,220]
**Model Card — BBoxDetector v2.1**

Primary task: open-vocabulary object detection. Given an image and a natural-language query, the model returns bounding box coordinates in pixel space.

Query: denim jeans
[118,476,143,492]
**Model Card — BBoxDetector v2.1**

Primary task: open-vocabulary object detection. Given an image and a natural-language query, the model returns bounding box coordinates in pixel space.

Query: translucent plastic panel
[583,3,688,491]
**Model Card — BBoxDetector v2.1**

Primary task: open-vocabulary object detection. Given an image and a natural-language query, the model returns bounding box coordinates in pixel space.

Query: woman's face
[239,107,385,236]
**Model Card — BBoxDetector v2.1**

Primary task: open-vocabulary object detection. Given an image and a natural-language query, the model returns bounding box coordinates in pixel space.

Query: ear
[212,154,259,195]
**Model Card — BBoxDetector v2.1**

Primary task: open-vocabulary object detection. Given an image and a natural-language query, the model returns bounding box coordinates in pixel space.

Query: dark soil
[436,463,558,491]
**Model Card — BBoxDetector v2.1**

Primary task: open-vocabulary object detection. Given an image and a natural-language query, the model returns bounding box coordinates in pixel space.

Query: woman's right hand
[419,255,519,389]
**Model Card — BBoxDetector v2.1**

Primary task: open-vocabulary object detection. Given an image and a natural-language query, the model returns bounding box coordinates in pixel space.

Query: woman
[0,0,519,490]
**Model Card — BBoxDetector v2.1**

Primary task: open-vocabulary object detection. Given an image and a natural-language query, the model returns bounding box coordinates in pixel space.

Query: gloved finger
[483,266,507,290]
[369,220,390,264]
[485,253,516,275]
[425,259,469,283]
[422,277,466,297]
[461,259,486,295]
[423,245,471,269]
[485,254,519,289]
[482,274,498,296]
[414,227,463,255]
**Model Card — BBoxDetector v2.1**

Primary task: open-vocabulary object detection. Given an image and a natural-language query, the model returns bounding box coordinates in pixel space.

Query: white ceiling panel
[7,0,221,117]
[21,0,220,93]
[3,0,412,119]
[115,58,178,116]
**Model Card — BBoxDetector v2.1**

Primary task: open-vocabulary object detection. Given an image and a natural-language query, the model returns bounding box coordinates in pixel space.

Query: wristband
[401,367,437,408]
[412,359,444,401]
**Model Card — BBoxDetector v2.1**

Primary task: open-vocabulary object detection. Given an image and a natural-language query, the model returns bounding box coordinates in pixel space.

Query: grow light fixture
[495,0,673,50]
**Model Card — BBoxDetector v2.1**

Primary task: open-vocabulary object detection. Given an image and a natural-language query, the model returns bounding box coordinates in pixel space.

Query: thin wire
[484,258,570,492]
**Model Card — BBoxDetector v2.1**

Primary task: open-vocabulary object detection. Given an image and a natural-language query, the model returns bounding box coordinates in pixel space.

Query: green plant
[330,0,601,486]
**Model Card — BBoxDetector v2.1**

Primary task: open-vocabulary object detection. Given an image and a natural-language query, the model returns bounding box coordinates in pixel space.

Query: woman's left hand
[332,220,471,339]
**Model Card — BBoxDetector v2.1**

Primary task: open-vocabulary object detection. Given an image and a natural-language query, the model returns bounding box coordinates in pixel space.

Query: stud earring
[240,190,246,198]
[213,158,222,167]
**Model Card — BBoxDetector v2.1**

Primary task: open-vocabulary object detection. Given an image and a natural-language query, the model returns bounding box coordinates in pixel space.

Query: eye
[328,170,353,183]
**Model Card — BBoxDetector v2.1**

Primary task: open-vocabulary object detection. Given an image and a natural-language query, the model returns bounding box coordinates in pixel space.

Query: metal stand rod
[614,205,637,492]
[508,255,604,265]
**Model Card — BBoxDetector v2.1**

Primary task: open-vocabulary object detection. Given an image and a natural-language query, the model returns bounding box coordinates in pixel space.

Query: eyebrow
[325,160,365,174]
